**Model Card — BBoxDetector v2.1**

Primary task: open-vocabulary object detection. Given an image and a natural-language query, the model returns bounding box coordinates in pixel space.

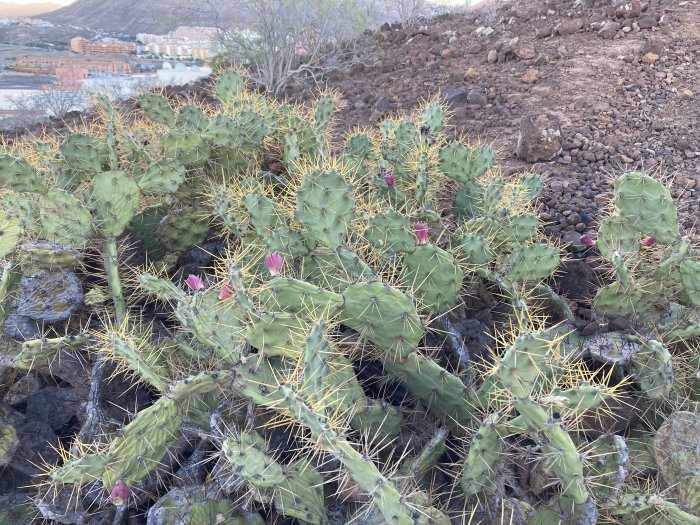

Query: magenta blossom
[109,480,131,506]
[641,237,657,247]
[265,252,283,276]
[579,234,595,246]
[414,223,429,245]
[384,172,395,189]
[218,278,234,300]
[185,274,205,291]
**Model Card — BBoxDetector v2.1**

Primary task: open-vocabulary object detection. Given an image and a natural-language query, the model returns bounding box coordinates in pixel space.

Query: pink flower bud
[414,223,429,245]
[384,172,395,189]
[265,252,283,276]
[109,480,130,506]
[218,278,233,300]
[185,274,204,291]
[579,234,595,246]
[641,237,657,247]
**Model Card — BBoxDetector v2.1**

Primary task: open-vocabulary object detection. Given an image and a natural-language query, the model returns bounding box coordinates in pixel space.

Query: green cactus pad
[244,192,279,238]
[613,172,679,243]
[597,215,642,260]
[498,213,539,244]
[461,413,503,497]
[593,280,663,318]
[0,155,47,193]
[216,71,246,105]
[162,130,211,167]
[364,210,416,253]
[59,133,109,174]
[222,431,285,488]
[520,173,544,202]
[245,312,307,358]
[49,453,108,485]
[138,93,175,127]
[345,132,376,160]
[38,188,93,247]
[460,232,494,265]
[89,171,141,238]
[350,398,404,438]
[508,243,560,281]
[422,102,445,135]
[383,352,472,425]
[632,340,673,400]
[136,160,186,194]
[2,193,37,231]
[259,278,344,318]
[300,247,375,293]
[176,104,209,132]
[399,244,464,316]
[16,241,83,270]
[267,226,310,258]
[0,211,21,259]
[272,460,328,525]
[313,93,336,131]
[102,396,184,487]
[157,207,209,252]
[453,179,484,220]
[295,168,355,248]
[439,142,472,183]
[148,485,256,525]
[680,259,700,306]
[129,203,169,261]
[340,281,423,358]
[497,332,552,399]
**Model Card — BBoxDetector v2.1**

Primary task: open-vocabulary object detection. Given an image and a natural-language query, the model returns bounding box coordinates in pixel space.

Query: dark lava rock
[516,112,563,162]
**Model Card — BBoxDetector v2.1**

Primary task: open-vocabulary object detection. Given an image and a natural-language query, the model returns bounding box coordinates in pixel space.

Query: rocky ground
[282,0,699,243]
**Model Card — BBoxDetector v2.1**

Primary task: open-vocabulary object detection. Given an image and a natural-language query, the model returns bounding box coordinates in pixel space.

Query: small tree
[180,0,381,95]
[32,86,87,118]
[390,0,426,25]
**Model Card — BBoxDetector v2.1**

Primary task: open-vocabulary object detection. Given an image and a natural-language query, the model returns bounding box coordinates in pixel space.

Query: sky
[8,0,77,4]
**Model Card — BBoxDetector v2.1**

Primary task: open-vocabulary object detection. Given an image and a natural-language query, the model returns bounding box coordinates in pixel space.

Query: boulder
[516,112,563,162]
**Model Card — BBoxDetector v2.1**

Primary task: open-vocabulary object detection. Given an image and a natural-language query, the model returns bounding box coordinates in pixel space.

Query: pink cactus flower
[414,223,429,245]
[579,234,595,246]
[218,278,234,300]
[641,237,657,247]
[384,172,395,189]
[265,252,283,276]
[109,480,130,506]
[185,274,205,291]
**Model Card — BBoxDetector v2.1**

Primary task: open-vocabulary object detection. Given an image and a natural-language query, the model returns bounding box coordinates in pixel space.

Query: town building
[70,37,136,56]
[13,57,131,75]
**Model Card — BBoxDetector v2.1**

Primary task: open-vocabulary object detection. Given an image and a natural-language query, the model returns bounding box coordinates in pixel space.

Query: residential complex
[12,57,131,75]
[70,37,136,56]
[136,26,219,60]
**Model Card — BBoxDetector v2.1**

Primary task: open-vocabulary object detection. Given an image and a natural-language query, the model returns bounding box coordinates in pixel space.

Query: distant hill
[38,0,220,34]
[0,2,63,17]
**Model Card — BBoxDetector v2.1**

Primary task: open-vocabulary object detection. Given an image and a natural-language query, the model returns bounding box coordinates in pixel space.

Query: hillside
[294,0,700,241]
[0,2,63,18]
[38,0,217,33]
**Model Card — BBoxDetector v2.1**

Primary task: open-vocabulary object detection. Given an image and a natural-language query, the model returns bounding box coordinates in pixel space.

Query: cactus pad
[399,244,464,316]
[0,155,46,193]
[89,171,141,238]
[613,172,679,243]
[340,281,423,357]
[295,169,355,248]
[38,189,93,247]
[157,207,209,252]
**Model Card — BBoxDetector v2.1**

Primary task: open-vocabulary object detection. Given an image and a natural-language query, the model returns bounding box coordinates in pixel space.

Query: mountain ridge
[1,2,63,18]
[38,0,217,34]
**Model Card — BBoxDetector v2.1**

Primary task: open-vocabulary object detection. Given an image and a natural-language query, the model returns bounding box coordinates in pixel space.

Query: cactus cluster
[0,71,698,525]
